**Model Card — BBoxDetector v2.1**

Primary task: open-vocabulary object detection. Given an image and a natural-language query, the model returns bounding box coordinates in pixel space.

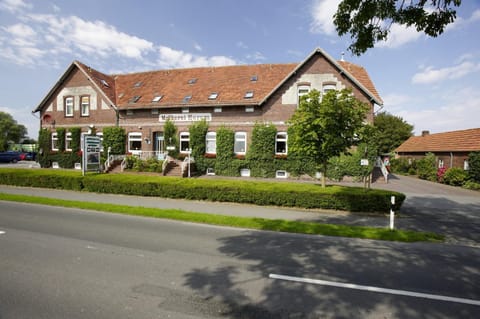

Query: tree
[373,112,413,154]
[0,111,28,151]
[164,119,178,158]
[467,151,480,183]
[334,0,462,55]
[287,89,369,187]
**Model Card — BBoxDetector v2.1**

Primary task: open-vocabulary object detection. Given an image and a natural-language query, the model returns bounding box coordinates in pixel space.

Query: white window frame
[96,132,104,152]
[65,96,74,117]
[205,132,216,154]
[65,132,72,151]
[297,85,310,106]
[214,107,222,113]
[51,132,59,151]
[275,132,288,155]
[128,132,142,154]
[438,159,445,169]
[464,159,469,171]
[245,106,254,113]
[234,132,247,155]
[322,84,336,94]
[180,132,190,152]
[81,96,90,117]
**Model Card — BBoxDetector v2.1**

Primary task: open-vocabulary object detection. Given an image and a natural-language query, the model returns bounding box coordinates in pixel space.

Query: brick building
[395,128,480,170]
[33,48,382,162]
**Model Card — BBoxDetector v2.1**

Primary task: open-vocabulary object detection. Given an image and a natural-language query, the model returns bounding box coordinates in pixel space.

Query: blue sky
[1,0,479,139]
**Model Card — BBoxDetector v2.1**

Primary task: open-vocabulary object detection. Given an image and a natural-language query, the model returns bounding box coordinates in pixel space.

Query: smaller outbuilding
[395,128,480,170]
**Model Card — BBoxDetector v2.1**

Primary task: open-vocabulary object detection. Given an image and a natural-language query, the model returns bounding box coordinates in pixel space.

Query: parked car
[0,151,22,163]
[23,152,37,161]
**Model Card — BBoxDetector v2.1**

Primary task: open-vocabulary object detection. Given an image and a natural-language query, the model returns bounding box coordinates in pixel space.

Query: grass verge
[0,192,444,243]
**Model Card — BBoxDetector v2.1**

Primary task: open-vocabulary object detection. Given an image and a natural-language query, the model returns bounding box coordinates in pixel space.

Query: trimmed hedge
[0,168,405,213]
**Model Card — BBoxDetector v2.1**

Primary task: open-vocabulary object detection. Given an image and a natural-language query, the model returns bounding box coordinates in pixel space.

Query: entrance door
[154,132,165,160]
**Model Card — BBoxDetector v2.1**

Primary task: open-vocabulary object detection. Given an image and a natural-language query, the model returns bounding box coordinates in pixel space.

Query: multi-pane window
[81,96,90,116]
[128,132,142,153]
[234,132,247,155]
[65,96,74,117]
[275,132,288,155]
[180,132,190,152]
[51,133,59,151]
[322,84,336,94]
[297,85,310,106]
[65,132,72,151]
[438,159,445,169]
[464,159,469,171]
[205,132,216,154]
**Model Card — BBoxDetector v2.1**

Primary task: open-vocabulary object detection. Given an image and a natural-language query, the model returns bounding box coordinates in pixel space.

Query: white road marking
[0,231,5,235]
[269,273,480,306]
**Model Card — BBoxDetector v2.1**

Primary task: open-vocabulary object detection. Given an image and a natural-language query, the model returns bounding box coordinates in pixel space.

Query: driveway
[339,174,480,246]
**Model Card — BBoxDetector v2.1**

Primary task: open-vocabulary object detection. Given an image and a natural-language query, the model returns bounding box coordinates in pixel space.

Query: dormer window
[133,81,142,88]
[250,75,258,82]
[100,79,109,87]
[183,95,192,103]
[129,95,141,103]
[208,92,218,100]
[188,78,197,84]
[152,95,163,103]
[244,91,254,99]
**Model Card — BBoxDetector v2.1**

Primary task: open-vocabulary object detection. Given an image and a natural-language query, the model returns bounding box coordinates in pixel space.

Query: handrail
[376,157,389,183]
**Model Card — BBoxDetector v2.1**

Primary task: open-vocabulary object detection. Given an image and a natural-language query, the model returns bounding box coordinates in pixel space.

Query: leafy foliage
[164,119,178,158]
[287,89,369,187]
[416,152,437,181]
[334,0,462,55]
[69,127,81,153]
[0,168,407,213]
[56,127,66,152]
[467,151,480,183]
[0,111,28,151]
[373,112,414,153]
[102,127,126,155]
[188,119,209,174]
[443,167,468,186]
[215,126,237,176]
[246,123,277,177]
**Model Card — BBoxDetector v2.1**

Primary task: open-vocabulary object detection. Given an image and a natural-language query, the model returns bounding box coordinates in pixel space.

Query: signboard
[360,159,369,166]
[82,136,102,176]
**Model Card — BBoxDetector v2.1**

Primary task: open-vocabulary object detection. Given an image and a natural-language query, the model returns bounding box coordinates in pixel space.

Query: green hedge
[0,168,405,212]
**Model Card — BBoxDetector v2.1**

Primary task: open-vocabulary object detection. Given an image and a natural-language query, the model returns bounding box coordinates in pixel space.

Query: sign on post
[82,136,102,176]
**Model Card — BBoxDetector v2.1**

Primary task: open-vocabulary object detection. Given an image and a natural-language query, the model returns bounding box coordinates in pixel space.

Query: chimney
[421,130,430,137]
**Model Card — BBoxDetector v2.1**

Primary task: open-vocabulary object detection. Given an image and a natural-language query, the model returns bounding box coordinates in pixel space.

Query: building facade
[33,48,383,162]
[395,128,480,170]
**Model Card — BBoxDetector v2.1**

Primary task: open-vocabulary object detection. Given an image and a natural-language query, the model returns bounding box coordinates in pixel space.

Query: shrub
[467,151,480,183]
[437,167,447,183]
[443,167,468,186]
[417,153,437,182]
[0,168,406,213]
[463,180,480,191]
[390,157,412,175]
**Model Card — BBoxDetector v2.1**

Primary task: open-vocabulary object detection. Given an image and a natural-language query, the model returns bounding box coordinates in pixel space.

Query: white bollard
[390,196,395,230]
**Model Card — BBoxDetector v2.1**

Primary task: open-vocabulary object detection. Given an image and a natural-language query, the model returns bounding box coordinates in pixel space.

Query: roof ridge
[111,62,299,77]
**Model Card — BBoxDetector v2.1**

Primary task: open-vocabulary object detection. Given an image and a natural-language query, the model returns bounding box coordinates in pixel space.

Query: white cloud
[412,60,480,84]
[447,9,480,31]
[376,23,423,49]
[236,41,248,49]
[309,0,340,35]
[157,46,236,69]
[246,51,266,62]
[193,43,202,52]
[0,5,238,70]
[0,0,31,13]
[393,87,480,134]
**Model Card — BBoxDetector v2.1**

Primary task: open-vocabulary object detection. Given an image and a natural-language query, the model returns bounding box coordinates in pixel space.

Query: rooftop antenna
[340,52,345,61]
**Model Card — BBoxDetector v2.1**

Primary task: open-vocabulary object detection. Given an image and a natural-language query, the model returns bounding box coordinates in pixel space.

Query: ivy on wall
[103,127,126,155]
[215,126,236,176]
[246,122,277,177]
[189,119,209,174]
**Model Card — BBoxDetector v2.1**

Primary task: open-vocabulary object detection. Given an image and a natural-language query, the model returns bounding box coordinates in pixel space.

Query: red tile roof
[34,48,383,113]
[396,128,480,153]
[112,63,298,109]
[338,61,383,105]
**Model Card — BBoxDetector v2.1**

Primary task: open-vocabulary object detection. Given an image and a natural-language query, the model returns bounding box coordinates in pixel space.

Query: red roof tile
[113,63,298,109]
[396,128,480,153]
[338,61,383,104]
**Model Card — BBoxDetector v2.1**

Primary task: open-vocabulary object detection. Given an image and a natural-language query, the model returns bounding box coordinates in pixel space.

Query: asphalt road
[1,201,479,318]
